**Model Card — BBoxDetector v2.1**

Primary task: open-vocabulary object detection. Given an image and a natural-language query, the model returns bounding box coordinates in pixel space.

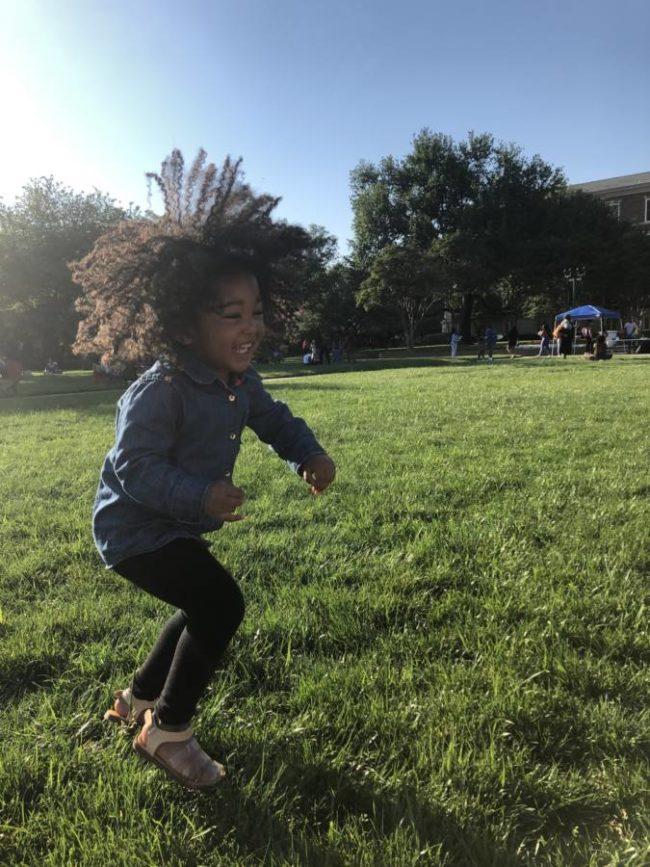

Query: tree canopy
[356,243,447,348]
[0,178,133,365]
[1,135,647,366]
[350,130,649,337]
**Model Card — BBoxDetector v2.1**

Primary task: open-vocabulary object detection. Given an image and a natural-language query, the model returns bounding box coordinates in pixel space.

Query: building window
[606,200,621,220]
[645,197,650,223]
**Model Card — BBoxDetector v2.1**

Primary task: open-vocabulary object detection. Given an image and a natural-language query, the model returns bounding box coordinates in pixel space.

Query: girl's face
[190,272,265,379]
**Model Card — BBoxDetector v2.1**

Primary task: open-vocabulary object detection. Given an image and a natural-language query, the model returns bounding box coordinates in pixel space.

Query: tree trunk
[460,293,474,340]
[407,316,416,350]
[400,308,412,349]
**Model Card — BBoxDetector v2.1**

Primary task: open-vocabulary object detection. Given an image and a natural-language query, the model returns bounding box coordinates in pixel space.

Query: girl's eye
[221,311,264,321]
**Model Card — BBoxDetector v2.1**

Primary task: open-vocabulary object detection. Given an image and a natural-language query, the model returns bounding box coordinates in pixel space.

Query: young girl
[72,152,336,790]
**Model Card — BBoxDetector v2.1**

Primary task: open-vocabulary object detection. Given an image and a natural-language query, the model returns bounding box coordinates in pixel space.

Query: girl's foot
[104,687,156,727]
[133,709,225,790]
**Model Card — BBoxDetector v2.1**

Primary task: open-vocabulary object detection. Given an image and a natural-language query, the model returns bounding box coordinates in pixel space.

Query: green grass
[0,357,648,866]
[2,358,435,398]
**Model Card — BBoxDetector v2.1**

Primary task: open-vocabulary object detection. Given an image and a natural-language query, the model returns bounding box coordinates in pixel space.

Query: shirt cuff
[171,475,213,522]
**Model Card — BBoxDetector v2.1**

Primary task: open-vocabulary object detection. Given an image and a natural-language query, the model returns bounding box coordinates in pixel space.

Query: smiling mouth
[234,342,254,355]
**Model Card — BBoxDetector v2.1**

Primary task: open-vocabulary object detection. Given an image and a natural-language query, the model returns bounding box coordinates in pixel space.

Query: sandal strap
[142,710,193,755]
[110,688,156,724]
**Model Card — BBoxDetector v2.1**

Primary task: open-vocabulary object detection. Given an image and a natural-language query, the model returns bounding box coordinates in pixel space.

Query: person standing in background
[484,326,497,363]
[320,339,331,364]
[506,325,519,357]
[537,324,551,357]
[555,316,574,359]
[476,331,487,360]
[623,319,638,353]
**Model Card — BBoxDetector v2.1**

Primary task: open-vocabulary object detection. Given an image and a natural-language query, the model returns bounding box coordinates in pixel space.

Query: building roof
[570,171,650,194]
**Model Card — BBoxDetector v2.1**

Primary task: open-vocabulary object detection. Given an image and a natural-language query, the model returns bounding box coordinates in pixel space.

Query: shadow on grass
[0,356,481,402]
[2,353,647,415]
[0,390,121,416]
[196,739,519,866]
[0,652,72,703]
[260,357,479,379]
[264,381,346,392]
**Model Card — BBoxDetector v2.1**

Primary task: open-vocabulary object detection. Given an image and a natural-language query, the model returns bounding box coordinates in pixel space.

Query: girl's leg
[131,610,186,700]
[113,538,245,727]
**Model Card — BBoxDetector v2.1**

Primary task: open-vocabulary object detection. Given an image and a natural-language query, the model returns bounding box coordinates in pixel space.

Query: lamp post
[563,266,586,308]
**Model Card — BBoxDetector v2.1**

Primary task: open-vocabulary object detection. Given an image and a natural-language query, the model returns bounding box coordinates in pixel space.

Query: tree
[356,243,447,348]
[615,226,650,316]
[350,131,570,338]
[0,177,132,365]
[543,190,650,315]
[270,224,339,340]
[351,129,650,340]
[292,259,378,343]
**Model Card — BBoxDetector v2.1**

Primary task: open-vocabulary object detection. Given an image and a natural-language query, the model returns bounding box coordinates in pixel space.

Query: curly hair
[71,149,311,364]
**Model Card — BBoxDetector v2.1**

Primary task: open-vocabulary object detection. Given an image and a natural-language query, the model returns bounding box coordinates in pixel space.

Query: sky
[1,0,648,253]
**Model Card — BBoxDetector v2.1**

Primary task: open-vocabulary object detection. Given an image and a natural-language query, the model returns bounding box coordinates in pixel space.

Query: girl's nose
[242,319,262,336]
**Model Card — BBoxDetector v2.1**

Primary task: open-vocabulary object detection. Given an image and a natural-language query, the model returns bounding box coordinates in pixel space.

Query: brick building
[570,171,650,231]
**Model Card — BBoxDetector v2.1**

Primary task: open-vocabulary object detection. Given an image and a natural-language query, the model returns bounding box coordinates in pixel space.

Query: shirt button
[229,432,237,440]
[228,394,236,402]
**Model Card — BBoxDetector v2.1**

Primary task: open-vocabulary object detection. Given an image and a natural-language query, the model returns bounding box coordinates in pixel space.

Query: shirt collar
[175,347,247,388]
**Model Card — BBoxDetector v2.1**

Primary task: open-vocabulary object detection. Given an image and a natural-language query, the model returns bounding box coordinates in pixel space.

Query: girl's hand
[301,454,336,494]
[204,480,246,521]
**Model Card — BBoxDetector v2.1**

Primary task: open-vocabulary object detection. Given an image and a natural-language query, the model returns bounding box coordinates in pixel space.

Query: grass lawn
[0,356,648,866]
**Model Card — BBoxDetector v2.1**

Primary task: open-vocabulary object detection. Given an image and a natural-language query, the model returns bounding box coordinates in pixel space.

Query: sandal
[103,686,156,727]
[133,709,225,790]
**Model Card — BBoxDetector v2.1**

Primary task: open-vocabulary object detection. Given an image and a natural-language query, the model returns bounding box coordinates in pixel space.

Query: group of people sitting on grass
[0,356,63,396]
[92,358,139,384]
[44,358,62,375]
[301,337,350,365]
[586,332,613,361]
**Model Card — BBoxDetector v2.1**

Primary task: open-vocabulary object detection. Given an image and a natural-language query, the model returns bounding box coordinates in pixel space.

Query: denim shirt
[93,351,324,567]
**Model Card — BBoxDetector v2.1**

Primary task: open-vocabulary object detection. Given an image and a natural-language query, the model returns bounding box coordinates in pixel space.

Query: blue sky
[1,0,648,252]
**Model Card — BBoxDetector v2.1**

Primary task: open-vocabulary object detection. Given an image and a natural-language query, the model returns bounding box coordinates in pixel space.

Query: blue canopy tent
[554,304,621,323]
[553,305,623,354]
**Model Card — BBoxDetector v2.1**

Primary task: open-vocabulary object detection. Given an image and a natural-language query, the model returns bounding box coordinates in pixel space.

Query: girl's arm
[244,370,325,474]
[111,377,212,522]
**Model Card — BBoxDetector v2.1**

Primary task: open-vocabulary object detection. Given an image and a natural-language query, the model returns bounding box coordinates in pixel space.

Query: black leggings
[112,538,245,727]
